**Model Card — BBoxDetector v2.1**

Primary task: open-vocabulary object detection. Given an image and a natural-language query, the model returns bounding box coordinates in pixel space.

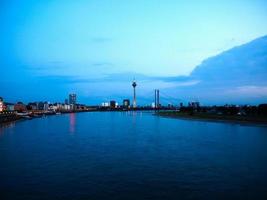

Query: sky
[1,0,267,105]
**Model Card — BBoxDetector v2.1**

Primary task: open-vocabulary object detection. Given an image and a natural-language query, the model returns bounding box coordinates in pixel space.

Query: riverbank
[156,111,267,125]
[0,112,21,124]
[0,109,96,125]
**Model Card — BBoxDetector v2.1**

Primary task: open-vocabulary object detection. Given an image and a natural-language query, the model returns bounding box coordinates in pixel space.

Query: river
[1,111,267,199]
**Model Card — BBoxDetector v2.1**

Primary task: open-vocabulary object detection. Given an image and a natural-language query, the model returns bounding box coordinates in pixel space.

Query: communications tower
[132,80,137,108]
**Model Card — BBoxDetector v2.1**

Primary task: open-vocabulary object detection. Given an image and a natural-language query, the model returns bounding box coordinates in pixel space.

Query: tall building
[132,80,137,108]
[69,94,77,105]
[123,99,130,108]
[110,100,116,108]
[154,89,160,109]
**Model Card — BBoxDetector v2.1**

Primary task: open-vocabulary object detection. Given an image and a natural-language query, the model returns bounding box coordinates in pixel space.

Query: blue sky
[1,0,267,105]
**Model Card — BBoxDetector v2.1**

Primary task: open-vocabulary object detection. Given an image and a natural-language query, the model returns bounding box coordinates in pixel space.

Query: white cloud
[226,86,267,97]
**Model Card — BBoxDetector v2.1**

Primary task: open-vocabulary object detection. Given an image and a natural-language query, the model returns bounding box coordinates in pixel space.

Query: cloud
[152,75,192,82]
[174,80,200,86]
[225,86,267,97]
[34,72,200,87]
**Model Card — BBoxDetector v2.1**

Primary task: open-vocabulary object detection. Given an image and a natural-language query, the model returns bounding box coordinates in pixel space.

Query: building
[101,102,109,107]
[70,104,76,110]
[69,94,77,105]
[110,100,116,108]
[65,99,68,104]
[0,97,4,112]
[5,103,14,111]
[28,102,38,110]
[123,99,130,108]
[43,102,49,111]
[189,101,200,108]
[154,89,160,109]
[168,104,174,108]
[48,104,57,111]
[54,103,63,111]
[14,102,27,112]
[37,102,45,110]
[63,104,71,111]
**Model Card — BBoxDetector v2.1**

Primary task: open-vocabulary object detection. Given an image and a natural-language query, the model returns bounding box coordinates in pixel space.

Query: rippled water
[1,112,267,200]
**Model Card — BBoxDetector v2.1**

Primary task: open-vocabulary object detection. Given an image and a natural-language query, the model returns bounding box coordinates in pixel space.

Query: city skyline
[1,0,267,104]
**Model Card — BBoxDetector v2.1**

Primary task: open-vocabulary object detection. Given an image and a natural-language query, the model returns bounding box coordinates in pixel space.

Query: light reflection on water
[0,122,15,136]
[69,113,76,134]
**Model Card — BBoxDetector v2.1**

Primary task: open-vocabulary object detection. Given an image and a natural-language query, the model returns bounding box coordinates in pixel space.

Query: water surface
[1,112,267,200]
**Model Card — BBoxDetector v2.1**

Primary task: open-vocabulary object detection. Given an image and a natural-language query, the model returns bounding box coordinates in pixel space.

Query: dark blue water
[1,112,267,200]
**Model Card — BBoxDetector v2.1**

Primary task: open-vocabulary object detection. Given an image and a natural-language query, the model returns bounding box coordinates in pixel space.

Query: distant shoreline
[0,109,154,126]
[2,110,267,127]
[0,110,90,126]
[156,111,267,126]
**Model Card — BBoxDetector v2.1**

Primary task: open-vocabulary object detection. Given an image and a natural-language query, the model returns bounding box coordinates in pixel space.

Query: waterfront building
[101,102,109,107]
[0,97,4,112]
[14,102,27,112]
[123,99,130,108]
[5,103,15,111]
[43,102,49,111]
[69,94,77,105]
[70,104,75,110]
[54,103,63,111]
[63,104,71,110]
[48,104,57,111]
[28,102,38,110]
[110,100,116,108]
[37,102,45,110]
